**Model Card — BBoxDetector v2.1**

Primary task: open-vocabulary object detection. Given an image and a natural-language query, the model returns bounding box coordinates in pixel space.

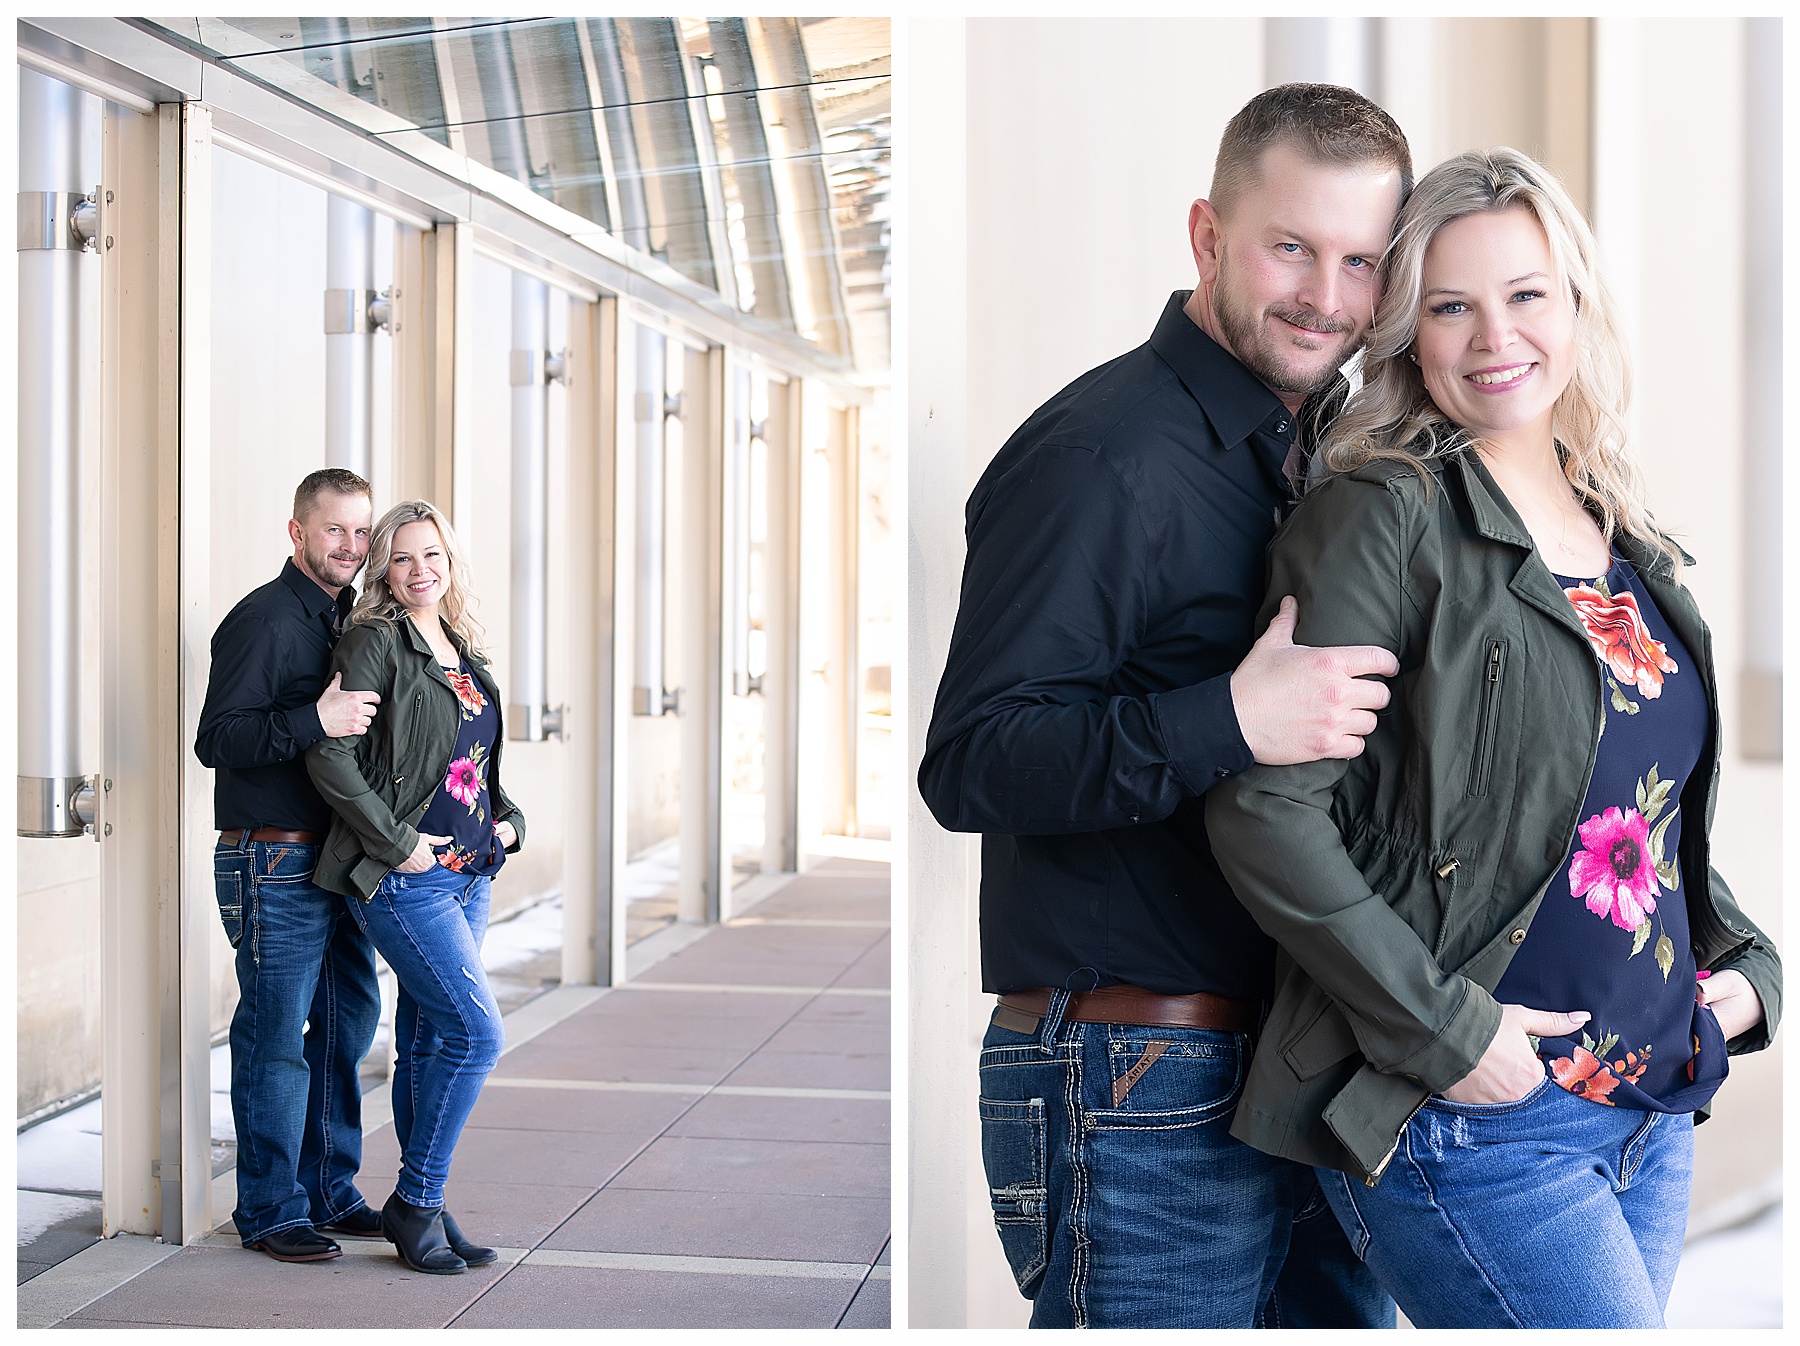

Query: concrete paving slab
[421,1126,647,1188]
[607,1136,889,1198]
[462,1082,697,1136]
[758,1018,891,1057]
[791,993,891,1026]
[444,1263,860,1329]
[492,1039,747,1086]
[724,1048,893,1093]
[63,1243,509,1329]
[500,1007,786,1053]
[839,1273,891,1328]
[571,986,811,1023]
[543,1187,890,1264]
[664,1093,890,1145]
[18,1234,181,1329]
[830,936,892,989]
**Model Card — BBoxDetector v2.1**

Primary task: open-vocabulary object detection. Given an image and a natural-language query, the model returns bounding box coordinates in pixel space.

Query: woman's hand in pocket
[1440,1003,1590,1105]
[1697,969,1764,1040]
[397,833,451,873]
[494,820,517,851]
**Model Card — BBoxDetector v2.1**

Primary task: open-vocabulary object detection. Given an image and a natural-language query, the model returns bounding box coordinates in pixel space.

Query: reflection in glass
[153,16,891,370]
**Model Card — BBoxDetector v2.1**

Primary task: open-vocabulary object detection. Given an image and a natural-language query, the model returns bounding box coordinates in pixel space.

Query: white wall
[907,15,1781,1327]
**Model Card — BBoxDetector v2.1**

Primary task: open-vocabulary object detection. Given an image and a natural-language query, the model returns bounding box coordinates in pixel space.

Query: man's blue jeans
[1318,1075,1695,1328]
[977,990,1395,1328]
[214,838,381,1245]
[345,866,503,1208]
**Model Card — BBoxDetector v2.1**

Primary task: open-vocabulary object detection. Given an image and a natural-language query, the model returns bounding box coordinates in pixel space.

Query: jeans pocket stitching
[1424,1073,1553,1117]
[978,1095,1049,1293]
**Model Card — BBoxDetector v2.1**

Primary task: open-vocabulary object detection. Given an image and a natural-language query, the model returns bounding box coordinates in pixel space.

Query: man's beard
[1212,263,1362,397]
[304,539,362,589]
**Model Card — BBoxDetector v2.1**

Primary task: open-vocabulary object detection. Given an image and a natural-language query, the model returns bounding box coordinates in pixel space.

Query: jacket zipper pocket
[1467,639,1507,796]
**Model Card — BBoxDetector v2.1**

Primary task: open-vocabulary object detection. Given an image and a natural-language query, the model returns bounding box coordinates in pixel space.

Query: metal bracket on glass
[733,672,765,697]
[508,702,569,742]
[632,686,682,717]
[18,188,100,252]
[19,774,98,840]
[323,286,394,334]
[515,348,571,387]
[663,392,685,420]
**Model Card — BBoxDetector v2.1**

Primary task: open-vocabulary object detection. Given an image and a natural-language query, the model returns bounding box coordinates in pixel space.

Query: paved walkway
[20,858,890,1329]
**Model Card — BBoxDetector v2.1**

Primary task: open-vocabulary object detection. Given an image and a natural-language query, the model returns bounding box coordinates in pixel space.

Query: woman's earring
[1408,351,1418,364]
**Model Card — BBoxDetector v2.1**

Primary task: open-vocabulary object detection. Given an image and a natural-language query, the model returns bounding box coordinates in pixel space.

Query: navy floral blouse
[1493,558,1726,1113]
[417,660,506,877]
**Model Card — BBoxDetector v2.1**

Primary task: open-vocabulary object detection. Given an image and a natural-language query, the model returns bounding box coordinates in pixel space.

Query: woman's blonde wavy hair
[348,499,488,653]
[1321,146,1680,574]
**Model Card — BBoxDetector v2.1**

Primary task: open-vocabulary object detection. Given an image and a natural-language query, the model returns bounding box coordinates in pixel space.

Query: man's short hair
[293,467,373,522]
[1210,83,1413,220]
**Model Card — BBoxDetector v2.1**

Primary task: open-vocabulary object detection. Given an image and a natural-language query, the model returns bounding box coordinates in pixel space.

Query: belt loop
[1038,988,1072,1053]
[236,828,253,857]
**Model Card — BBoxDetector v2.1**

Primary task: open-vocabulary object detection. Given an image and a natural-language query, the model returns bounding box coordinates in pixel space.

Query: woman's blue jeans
[1318,1075,1695,1328]
[346,866,504,1209]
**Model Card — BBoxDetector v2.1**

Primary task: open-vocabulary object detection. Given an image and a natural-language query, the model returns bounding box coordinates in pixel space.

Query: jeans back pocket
[213,866,245,949]
[978,1095,1048,1293]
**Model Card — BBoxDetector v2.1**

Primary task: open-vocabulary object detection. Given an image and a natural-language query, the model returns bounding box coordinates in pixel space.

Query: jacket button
[1509,928,1526,944]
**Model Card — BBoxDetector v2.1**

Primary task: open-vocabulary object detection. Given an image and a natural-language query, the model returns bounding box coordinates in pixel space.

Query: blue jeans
[214,838,381,1245]
[978,990,1394,1329]
[1318,1075,1696,1328]
[345,865,504,1208]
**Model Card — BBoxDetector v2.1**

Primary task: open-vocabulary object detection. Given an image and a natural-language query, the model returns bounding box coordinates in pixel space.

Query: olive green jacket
[1206,451,1781,1185]
[307,615,525,900]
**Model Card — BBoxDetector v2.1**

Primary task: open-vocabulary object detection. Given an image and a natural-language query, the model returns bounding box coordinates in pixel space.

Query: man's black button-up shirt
[920,291,1313,999]
[195,558,356,832]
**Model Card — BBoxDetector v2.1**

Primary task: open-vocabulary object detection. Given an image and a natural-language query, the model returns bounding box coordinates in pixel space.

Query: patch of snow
[17,1190,100,1246]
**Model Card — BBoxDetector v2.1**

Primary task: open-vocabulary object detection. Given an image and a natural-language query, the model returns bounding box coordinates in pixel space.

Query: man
[919,86,1410,1328]
[195,468,384,1262]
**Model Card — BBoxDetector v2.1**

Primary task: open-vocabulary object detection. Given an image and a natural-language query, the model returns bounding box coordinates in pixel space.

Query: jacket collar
[393,611,494,694]
[1449,451,1706,687]
[1148,291,1289,451]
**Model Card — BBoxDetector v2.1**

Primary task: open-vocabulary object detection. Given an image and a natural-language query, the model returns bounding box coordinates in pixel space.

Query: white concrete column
[98,94,166,1242]
[904,17,982,1328]
[677,343,725,923]
[560,295,618,985]
[1740,17,1781,759]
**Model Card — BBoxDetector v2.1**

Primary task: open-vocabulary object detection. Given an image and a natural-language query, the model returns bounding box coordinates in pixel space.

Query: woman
[308,500,524,1275]
[1206,149,1780,1328]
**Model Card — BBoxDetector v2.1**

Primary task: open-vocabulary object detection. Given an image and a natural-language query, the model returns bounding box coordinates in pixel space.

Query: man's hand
[1698,969,1765,1041]
[1230,597,1400,764]
[318,671,380,738]
[1439,1003,1589,1105]
[397,832,452,874]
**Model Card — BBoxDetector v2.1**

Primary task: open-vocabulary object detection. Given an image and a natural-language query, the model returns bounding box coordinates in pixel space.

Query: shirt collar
[1148,290,1293,451]
[279,557,350,621]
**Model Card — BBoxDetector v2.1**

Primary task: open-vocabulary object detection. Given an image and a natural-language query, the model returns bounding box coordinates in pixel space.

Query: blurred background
[906,16,1782,1328]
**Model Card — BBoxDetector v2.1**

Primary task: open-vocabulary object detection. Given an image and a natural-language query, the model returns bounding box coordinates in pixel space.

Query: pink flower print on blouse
[1568,805,1659,931]
[444,753,483,810]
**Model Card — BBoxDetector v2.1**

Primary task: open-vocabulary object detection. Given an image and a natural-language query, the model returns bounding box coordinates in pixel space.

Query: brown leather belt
[996,985,1261,1034]
[220,828,322,846]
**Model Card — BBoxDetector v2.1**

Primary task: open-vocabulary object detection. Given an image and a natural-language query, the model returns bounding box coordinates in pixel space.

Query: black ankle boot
[380,1191,467,1275]
[440,1210,497,1267]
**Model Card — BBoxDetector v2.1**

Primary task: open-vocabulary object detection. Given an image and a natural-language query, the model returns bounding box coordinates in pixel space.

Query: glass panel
[152,16,891,369]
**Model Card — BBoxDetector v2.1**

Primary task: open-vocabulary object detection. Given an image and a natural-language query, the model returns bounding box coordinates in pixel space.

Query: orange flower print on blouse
[1564,583,1679,700]
[1550,1046,1620,1105]
[445,668,487,719]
